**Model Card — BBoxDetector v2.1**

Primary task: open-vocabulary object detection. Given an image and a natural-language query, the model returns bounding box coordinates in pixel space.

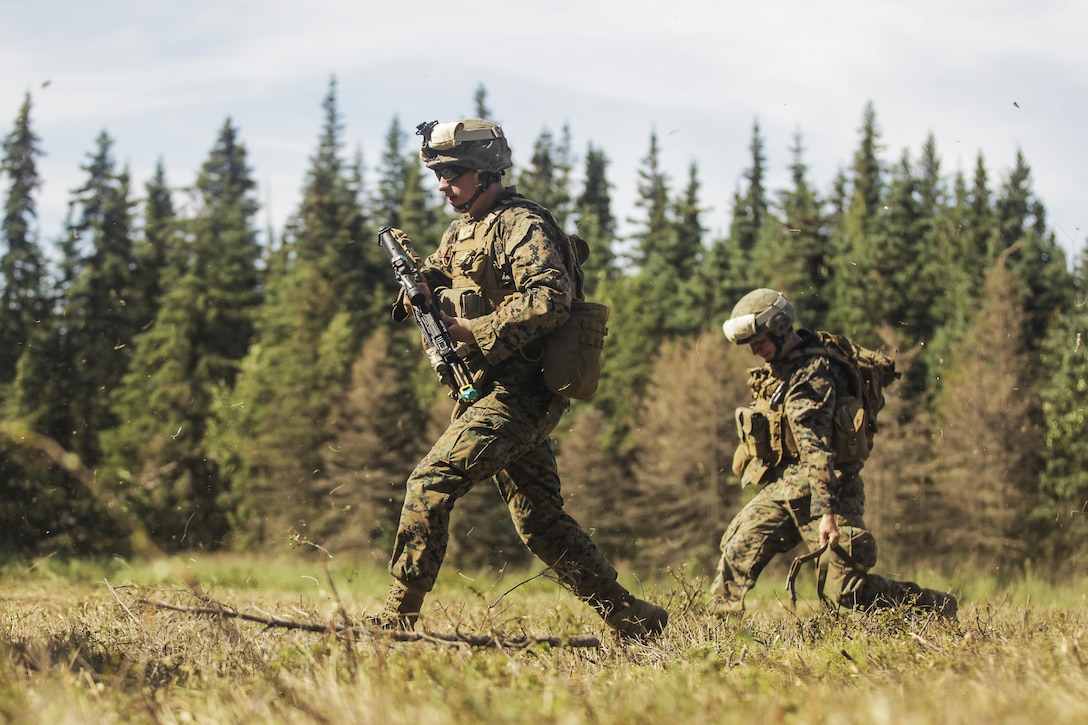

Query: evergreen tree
[0,92,48,384]
[129,160,179,328]
[929,259,1041,566]
[572,143,617,293]
[728,120,768,292]
[381,120,447,253]
[211,82,376,548]
[473,84,492,120]
[516,125,574,227]
[1033,248,1088,567]
[314,327,431,560]
[54,130,137,465]
[826,102,885,340]
[752,133,831,324]
[375,116,411,231]
[103,118,262,551]
[591,130,674,439]
[627,333,749,570]
[703,121,771,326]
[628,128,671,272]
[556,406,635,561]
[995,150,1072,354]
[665,162,708,334]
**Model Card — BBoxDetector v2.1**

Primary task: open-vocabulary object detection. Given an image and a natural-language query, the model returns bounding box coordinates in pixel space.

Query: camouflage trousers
[711,480,924,611]
[388,380,618,598]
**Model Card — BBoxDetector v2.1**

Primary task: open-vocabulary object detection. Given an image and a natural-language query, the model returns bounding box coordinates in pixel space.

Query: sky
[2,0,1085,261]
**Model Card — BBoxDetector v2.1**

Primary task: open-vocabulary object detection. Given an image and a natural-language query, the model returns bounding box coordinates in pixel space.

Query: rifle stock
[378,226,479,403]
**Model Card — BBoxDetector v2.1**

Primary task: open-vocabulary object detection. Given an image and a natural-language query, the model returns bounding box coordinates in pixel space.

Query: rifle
[377,226,479,403]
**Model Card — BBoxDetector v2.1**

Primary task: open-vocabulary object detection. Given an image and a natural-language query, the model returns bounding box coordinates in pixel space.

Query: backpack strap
[488,193,587,300]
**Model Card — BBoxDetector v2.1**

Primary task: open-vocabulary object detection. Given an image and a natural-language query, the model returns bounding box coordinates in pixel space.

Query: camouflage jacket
[419,188,572,378]
[760,329,860,517]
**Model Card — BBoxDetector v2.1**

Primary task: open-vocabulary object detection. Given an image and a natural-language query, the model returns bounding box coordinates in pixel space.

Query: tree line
[2,77,1087,580]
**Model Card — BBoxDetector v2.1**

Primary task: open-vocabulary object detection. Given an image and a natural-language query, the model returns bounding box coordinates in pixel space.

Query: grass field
[2,554,1087,724]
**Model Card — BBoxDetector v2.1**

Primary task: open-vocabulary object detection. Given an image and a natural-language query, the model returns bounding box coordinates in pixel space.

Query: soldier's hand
[441,311,477,345]
[818,513,840,549]
[401,278,433,316]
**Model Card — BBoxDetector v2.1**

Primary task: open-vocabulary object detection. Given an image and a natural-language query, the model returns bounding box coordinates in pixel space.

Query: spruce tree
[54,130,137,464]
[728,120,768,292]
[211,82,376,548]
[0,92,48,384]
[665,162,708,335]
[314,327,431,559]
[103,119,262,551]
[1034,248,1088,566]
[929,259,1041,566]
[752,133,831,325]
[826,102,885,340]
[516,125,574,227]
[627,333,749,570]
[572,142,617,292]
[591,130,673,438]
[995,150,1072,355]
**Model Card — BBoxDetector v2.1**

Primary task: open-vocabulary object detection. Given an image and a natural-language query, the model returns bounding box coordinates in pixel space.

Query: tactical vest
[732,333,890,486]
[434,193,567,374]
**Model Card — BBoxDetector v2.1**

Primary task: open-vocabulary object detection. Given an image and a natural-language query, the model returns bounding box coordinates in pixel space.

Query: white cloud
[2,0,1085,253]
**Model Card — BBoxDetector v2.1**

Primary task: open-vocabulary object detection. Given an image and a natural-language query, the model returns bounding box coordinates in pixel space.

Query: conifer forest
[2,78,1087,581]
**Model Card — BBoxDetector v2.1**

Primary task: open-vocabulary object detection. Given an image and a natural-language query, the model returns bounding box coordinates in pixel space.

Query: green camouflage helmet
[722,288,796,344]
[416,119,512,174]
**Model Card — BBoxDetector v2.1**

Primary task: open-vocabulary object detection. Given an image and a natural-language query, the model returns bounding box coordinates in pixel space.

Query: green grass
[3,553,1088,724]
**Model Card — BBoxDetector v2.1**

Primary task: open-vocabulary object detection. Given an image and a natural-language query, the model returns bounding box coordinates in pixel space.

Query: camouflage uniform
[386,188,661,633]
[711,329,952,614]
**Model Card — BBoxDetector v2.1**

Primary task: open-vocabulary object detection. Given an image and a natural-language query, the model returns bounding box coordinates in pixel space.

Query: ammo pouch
[832,393,872,463]
[733,404,798,487]
[434,287,491,385]
[735,407,772,461]
[436,286,485,319]
[541,299,610,400]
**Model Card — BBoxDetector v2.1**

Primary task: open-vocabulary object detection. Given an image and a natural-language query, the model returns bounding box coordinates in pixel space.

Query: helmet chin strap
[453,172,500,214]
[768,332,789,362]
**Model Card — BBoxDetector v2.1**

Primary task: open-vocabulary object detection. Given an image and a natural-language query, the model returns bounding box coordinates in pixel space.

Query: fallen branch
[147,599,600,649]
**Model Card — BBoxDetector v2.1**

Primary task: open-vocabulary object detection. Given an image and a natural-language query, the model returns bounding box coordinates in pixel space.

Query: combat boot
[706,580,747,618]
[365,581,426,631]
[589,581,668,639]
[913,587,958,620]
[706,595,745,618]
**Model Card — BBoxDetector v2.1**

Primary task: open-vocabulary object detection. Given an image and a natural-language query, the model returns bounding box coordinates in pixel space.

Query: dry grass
[2,554,1088,724]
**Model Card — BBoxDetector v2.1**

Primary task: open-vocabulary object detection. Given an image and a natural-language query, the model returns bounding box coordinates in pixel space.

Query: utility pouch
[436,287,485,318]
[735,406,772,460]
[832,393,871,463]
[541,299,610,400]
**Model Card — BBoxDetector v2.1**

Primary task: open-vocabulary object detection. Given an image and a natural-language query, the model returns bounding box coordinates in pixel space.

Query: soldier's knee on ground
[838,528,878,570]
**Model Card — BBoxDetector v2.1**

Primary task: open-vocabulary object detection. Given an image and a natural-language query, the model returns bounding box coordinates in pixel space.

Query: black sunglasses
[433,165,472,182]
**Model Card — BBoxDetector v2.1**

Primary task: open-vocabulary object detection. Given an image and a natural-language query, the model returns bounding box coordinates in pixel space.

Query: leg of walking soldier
[709,486,804,615]
[493,407,667,637]
[378,387,551,628]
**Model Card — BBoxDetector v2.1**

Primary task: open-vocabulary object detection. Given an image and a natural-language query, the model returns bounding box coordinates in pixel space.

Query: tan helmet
[416,119,512,174]
[722,289,796,344]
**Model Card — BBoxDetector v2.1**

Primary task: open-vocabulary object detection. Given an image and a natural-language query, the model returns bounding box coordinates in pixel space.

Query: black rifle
[378,226,479,403]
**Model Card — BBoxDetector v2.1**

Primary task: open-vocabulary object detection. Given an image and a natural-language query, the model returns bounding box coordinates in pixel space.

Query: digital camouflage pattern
[712,329,956,616]
[385,187,665,636]
[424,191,574,368]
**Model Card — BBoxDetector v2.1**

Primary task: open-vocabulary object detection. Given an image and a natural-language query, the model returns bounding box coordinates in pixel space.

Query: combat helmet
[722,288,796,345]
[416,119,512,174]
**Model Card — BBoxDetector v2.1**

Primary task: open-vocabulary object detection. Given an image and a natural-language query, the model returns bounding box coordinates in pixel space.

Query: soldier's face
[748,334,777,362]
[435,166,479,209]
